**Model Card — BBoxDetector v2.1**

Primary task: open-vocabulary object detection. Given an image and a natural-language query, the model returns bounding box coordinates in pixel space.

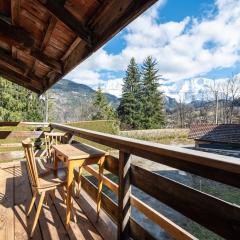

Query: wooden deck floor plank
[74,189,117,240]
[0,165,15,240]
[37,197,70,240]
[0,161,108,240]
[54,189,103,240]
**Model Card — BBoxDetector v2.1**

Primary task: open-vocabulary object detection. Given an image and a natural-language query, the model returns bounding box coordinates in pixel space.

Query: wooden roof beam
[41,16,57,51]
[0,19,62,73]
[61,37,81,62]
[0,65,42,93]
[11,0,20,25]
[0,47,26,75]
[10,0,47,89]
[0,18,34,48]
[0,18,62,74]
[0,48,44,89]
[61,0,111,63]
[28,16,58,77]
[0,64,44,92]
[0,39,63,74]
[86,0,111,27]
[30,48,62,73]
[36,0,92,47]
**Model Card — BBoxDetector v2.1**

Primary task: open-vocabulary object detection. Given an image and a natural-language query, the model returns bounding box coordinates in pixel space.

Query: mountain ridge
[52,79,119,106]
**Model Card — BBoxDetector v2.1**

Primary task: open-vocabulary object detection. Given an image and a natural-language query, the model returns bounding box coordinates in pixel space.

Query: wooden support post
[118,151,131,240]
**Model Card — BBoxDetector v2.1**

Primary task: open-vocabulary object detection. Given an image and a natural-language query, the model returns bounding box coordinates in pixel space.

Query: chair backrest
[44,132,62,158]
[22,138,39,187]
[44,132,74,158]
[61,132,74,144]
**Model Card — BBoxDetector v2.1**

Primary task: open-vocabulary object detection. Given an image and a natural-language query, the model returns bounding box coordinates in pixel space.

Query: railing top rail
[0,121,49,127]
[51,123,240,175]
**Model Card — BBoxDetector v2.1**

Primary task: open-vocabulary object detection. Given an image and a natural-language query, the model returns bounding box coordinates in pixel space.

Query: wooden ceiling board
[21,0,50,21]
[20,8,46,32]
[65,0,99,25]
[34,61,50,77]
[18,14,43,46]
[17,49,35,66]
[44,44,64,60]
[54,22,76,43]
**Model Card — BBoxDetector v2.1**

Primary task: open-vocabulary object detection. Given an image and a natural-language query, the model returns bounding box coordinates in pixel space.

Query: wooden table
[52,143,107,227]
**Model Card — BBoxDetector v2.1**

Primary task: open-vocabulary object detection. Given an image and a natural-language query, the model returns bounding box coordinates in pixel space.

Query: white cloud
[102,78,123,97]
[68,69,101,85]
[124,0,240,81]
[65,0,240,97]
[67,67,123,97]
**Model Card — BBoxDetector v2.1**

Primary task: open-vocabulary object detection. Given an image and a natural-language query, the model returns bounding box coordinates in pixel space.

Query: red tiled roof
[188,124,240,145]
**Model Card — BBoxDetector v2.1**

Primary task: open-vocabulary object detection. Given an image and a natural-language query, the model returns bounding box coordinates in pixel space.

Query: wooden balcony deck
[0,160,116,240]
[1,122,240,239]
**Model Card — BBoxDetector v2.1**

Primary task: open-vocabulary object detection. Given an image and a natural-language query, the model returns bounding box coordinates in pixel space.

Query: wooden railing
[0,121,49,161]
[1,122,240,240]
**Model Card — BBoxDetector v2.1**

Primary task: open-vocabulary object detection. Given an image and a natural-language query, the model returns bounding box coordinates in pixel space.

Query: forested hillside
[48,79,119,122]
[0,77,44,122]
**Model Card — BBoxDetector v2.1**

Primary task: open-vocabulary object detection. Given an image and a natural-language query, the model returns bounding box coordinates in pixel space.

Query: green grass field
[120,128,193,145]
[66,120,120,134]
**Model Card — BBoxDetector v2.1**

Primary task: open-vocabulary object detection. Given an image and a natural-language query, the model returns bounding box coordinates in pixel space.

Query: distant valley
[48,79,181,122]
[48,79,119,122]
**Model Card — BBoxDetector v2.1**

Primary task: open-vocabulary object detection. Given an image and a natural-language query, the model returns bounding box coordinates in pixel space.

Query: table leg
[66,161,74,228]
[97,156,105,220]
[77,166,83,198]
[53,150,59,171]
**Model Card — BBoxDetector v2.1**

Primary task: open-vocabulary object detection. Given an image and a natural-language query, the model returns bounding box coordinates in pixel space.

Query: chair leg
[77,166,83,198]
[27,191,37,217]
[71,202,77,223]
[59,186,66,204]
[44,192,49,205]
[96,161,104,221]
[51,189,56,204]
[30,191,45,238]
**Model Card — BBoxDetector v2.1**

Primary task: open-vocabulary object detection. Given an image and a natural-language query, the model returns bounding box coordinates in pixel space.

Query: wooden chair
[44,132,65,161]
[22,138,74,238]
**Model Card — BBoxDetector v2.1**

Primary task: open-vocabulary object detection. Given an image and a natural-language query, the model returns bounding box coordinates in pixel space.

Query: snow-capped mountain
[162,77,229,102]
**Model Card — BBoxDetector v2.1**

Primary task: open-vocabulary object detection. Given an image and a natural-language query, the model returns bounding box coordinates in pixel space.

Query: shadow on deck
[0,161,116,240]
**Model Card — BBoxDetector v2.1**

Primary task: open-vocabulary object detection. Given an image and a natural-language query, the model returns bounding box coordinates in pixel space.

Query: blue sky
[66,0,240,99]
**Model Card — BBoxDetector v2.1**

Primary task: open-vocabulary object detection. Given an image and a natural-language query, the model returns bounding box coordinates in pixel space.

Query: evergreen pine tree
[140,56,165,129]
[0,77,44,121]
[117,58,142,129]
[92,86,116,120]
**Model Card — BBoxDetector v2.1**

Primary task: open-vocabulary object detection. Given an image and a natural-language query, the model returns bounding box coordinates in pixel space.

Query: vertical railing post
[118,151,131,240]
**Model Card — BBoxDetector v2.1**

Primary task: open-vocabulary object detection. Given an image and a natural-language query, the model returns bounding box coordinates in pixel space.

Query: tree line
[2,57,239,128]
[169,76,240,127]
[0,77,44,122]
[92,56,166,129]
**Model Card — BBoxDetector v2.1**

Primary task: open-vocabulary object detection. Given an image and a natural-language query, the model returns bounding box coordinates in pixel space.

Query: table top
[52,143,107,160]
[44,132,65,137]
